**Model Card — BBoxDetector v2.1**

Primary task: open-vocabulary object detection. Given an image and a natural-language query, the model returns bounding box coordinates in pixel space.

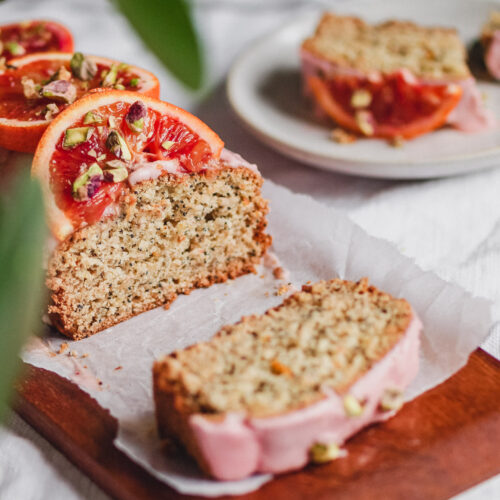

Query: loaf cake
[153,278,422,480]
[32,90,271,339]
[481,11,500,79]
[301,13,495,138]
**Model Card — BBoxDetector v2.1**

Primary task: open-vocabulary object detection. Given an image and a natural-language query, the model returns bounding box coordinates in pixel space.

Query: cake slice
[153,278,421,480]
[301,13,495,138]
[481,12,500,79]
[32,90,271,339]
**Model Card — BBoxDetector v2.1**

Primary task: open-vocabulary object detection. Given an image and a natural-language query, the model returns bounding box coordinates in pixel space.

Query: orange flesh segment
[307,73,463,139]
[0,59,148,121]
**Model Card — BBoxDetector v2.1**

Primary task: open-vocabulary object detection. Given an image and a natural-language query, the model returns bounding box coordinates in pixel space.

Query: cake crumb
[81,353,89,358]
[260,274,266,279]
[58,343,69,354]
[389,136,405,148]
[114,365,123,371]
[69,350,78,357]
[48,352,57,357]
[264,291,270,297]
[276,284,292,296]
[273,267,285,280]
[331,128,357,144]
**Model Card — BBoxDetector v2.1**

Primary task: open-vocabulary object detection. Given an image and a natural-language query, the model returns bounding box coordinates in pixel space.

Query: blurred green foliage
[114,0,203,90]
[0,173,46,420]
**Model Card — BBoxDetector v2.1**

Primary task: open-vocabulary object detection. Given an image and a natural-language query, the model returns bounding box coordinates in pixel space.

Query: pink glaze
[189,312,422,481]
[128,159,182,185]
[486,31,500,80]
[220,148,260,175]
[300,49,495,133]
[447,78,496,132]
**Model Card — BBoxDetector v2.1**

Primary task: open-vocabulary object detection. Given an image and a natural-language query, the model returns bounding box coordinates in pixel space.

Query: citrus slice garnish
[0,20,73,61]
[32,90,224,240]
[307,71,463,140]
[0,52,160,152]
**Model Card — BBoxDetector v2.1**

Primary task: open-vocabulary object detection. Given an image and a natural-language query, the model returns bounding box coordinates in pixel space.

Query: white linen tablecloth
[0,0,499,498]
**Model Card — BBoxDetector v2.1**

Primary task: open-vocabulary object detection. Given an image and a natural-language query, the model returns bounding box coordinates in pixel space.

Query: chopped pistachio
[41,80,77,104]
[101,63,119,87]
[380,388,404,412]
[114,83,125,90]
[44,103,59,120]
[355,111,374,136]
[83,110,104,125]
[310,443,341,464]
[103,159,128,182]
[87,149,97,158]
[5,41,25,56]
[161,140,175,151]
[125,100,147,133]
[70,52,97,81]
[343,394,364,417]
[52,65,72,82]
[118,62,129,71]
[21,76,41,99]
[81,81,89,91]
[350,89,372,108]
[97,153,107,161]
[63,127,94,149]
[129,77,139,87]
[106,129,131,160]
[72,163,103,201]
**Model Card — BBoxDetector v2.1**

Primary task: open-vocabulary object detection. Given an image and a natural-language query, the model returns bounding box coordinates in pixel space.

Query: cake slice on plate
[301,13,495,138]
[153,278,422,480]
[481,11,500,79]
[32,90,271,340]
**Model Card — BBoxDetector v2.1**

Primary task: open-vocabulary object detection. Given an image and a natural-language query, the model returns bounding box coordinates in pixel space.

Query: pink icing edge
[189,311,422,481]
[300,49,496,133]
[485,31,500,80]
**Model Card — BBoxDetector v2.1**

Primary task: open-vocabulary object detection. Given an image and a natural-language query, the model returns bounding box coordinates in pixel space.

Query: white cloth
[0,0,498,498]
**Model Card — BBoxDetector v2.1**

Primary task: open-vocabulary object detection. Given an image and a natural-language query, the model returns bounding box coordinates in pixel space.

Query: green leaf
[0,172,46,420]
[114,0,203,90]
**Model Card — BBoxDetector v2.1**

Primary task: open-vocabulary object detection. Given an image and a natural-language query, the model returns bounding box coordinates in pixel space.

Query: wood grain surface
[13,349,500,500]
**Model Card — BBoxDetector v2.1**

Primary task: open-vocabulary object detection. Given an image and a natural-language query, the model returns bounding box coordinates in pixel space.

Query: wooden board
[14,348,500,500]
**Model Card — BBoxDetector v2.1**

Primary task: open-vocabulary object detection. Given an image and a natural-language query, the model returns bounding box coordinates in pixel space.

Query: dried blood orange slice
[307,71,463,140]
[0,52,160,153]
[0,20,73,61]
[32,90,224,240]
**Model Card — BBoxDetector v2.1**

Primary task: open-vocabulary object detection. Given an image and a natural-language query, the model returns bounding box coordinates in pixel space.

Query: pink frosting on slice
[485,31,500,80]
[189,312,422,481]
[447,78,496,132]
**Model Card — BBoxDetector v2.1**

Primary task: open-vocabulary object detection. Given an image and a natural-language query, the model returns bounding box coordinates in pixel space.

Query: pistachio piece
[350,89,372,108]
[355,110,374,136]
[125,101,147,133]
[83,110,104,125]
[51,65,72,82]
[5,41,25,56]
[106,129,131,160]
[129,77,139,87]
[44,103,59,120]
[309,443,341,464]
[72,163,103,201]
[379,388,404,412]
[101,63,119,87]
[114,83,125,90]
[41,80,77,104]
[103,159,128,182]
[63,127,93,149]
[70,52,97,81]
[343,394,364,417]
[21,76,41,99]
[118,62,129,71]
[161,140,175,151]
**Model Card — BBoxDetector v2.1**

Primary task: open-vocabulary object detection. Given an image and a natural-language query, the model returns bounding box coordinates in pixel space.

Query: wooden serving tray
[14,349,500,500]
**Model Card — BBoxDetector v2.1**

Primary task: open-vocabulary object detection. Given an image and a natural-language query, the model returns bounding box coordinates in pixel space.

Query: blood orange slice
[307,71,463,140]
[0,52,160,153]
[0,20,73,61]
[32,90,224,240]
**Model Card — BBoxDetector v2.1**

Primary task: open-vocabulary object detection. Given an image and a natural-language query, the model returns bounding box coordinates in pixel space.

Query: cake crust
[302,13,470,80]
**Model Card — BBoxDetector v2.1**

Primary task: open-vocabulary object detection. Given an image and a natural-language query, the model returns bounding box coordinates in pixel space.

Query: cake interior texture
[47,165,270,340]
[155,279,412,419]
[302,13,470,79]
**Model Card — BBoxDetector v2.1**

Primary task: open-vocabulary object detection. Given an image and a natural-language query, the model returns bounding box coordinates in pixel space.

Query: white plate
[227,0,500,179]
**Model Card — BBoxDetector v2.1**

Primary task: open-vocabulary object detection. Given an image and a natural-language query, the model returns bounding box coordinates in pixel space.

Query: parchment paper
[22,180,492,497]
